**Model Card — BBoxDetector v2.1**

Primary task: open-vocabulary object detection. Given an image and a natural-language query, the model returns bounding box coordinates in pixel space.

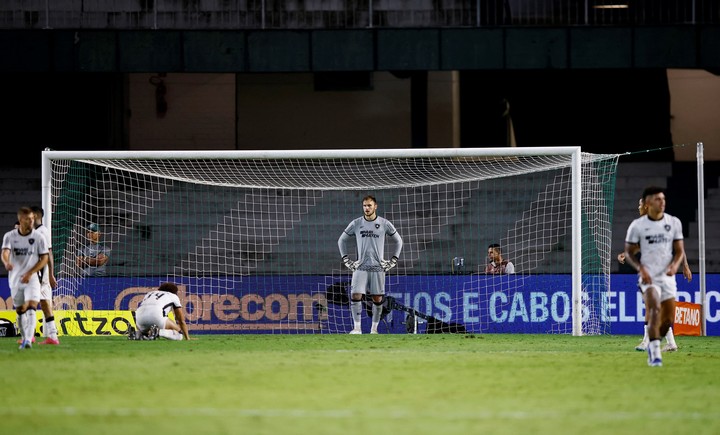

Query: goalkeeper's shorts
[350,270,385,295]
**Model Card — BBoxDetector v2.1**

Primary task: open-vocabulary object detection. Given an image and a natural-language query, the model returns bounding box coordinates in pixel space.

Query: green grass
[3,334,720,435]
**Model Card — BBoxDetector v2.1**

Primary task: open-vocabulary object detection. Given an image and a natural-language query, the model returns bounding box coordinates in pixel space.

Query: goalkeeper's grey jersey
[340,216,402,271]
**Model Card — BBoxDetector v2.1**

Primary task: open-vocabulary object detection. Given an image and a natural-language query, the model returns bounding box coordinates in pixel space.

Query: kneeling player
[129,282,192,341]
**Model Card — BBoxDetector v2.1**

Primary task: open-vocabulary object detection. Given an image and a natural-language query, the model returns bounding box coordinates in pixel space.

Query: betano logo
[676,305,701,326]
[673,301,702,336]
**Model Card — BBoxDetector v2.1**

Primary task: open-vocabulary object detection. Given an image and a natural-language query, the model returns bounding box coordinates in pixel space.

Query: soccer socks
[642,323,649,342]
[17,311,25,341]
[23,309,37,341]
[647,339,662,366]
[159,329,183,340]
[350,300,363,331]
[665,326,677,347]
[44,315,59,340]
[370,302,383,333]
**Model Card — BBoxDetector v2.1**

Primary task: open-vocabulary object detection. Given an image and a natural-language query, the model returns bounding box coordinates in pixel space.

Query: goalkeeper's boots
[349,328,362,335]
[635,340,648,352]
[127,326,139,340]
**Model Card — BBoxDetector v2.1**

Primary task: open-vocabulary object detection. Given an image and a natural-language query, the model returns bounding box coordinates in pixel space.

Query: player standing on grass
[338,195,403,334]
[30,206,61,345]
[2,206,49,349]
[618,198,691,352]
[128,282,192,341]
[623,186,685,367]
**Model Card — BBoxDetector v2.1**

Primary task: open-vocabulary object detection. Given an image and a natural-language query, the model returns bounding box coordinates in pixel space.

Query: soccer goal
[42,147,619,336]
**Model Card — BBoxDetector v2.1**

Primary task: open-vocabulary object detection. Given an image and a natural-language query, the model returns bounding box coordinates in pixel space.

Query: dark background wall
[1,73,125,162]
[0,3,718,165]
[460,70,674,161]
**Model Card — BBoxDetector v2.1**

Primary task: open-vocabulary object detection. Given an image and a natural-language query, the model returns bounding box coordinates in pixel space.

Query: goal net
[42,147,619,336]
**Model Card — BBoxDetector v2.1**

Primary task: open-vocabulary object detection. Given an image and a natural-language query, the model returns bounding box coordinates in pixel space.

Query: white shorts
[135,306,167,333]
[12,282,42,308]
[350,270,386,296]
[39,282,53,301]
[638,273,677,302]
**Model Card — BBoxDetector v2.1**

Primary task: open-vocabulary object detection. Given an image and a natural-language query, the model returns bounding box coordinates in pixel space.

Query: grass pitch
[3,334,719,435]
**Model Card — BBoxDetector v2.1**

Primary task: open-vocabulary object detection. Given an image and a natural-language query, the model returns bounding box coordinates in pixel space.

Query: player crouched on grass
[128,282,192,341]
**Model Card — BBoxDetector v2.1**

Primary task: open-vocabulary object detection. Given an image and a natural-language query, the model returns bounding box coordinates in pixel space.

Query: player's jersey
[35,224,51,285]
[2,228,49,290]
[342,216,399,272]
[625,213,683,278]
[136,290,182,318]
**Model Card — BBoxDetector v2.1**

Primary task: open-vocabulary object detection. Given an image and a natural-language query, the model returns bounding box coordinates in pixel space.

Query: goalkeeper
[338,195,403,334]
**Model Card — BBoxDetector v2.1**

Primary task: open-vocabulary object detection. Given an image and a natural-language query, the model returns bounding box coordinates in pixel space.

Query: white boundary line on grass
[1,407,719,420]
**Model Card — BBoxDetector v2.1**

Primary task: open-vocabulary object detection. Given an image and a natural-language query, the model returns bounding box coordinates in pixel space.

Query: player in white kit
[31,206,60,345]
[338,195,403,334]
[129,282,191,340]
[2,206,50,349]
[623,186,685,367]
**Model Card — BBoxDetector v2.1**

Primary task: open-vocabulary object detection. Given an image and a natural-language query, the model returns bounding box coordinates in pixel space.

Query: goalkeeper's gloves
[342,255,358,272]
[381,256,398,272]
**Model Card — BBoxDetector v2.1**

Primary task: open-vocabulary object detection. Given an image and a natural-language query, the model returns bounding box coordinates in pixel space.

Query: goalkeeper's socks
[350,300,363,326]
[642,324,649,342]
[371,303,383,323]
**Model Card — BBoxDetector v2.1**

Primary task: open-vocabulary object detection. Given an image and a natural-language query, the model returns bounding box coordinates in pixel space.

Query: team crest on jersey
[664,224,671,232]
[29,238,36,244]
[375,224,380,229]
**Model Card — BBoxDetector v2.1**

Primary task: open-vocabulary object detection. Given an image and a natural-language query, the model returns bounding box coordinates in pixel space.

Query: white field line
[0,407,718,420]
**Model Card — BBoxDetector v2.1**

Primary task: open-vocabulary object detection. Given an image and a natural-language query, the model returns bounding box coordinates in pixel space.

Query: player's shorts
[350,270,386,295]
[638,273,677,302]
[39,282,53,301]
[135,306,168,333]
[12,282,42,307]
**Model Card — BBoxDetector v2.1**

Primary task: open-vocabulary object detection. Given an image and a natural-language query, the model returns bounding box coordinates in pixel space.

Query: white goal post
[42,147,620,336]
